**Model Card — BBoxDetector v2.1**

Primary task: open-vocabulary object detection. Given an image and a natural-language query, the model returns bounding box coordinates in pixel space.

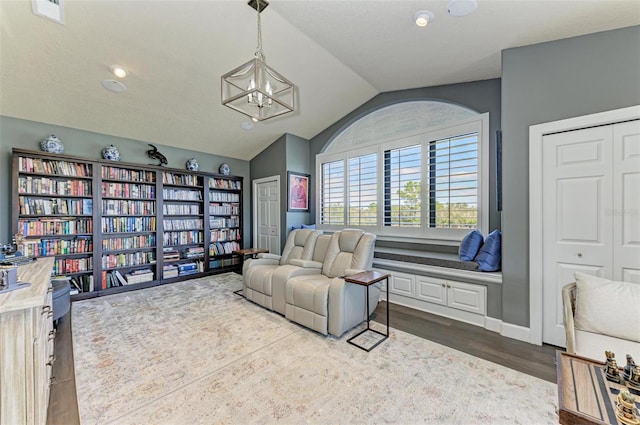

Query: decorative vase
[40,134,64,154]
[186,158,199,171]
[219,163,230,176]
[102,145,121,161]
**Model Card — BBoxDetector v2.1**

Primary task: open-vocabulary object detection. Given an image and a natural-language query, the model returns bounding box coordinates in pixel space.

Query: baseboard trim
[484,316,501,333]
[500,322,531,343]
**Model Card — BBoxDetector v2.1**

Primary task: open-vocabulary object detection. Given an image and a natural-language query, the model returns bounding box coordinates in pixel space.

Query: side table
[231,248,269,296]
[345,271,389,352]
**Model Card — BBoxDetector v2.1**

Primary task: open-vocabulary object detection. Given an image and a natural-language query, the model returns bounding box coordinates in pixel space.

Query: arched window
[317,100,489,242]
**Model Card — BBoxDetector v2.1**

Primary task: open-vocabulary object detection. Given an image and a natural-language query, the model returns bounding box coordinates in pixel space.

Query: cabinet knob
[441,283,445,287]
[577,253,582,257]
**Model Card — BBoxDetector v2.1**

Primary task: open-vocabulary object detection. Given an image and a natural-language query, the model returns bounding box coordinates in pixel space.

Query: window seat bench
[371,247,502,331]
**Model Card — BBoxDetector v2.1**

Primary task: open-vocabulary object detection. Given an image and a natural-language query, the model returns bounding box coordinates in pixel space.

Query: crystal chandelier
[221,0,295,121]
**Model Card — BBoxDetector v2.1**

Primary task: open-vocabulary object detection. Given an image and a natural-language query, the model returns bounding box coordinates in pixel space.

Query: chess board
[557,352,640,425]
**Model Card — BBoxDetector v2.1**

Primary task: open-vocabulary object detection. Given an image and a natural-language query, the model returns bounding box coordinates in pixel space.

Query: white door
[253,176,280,254]
[613,120,640,283]
[542,126,614,347]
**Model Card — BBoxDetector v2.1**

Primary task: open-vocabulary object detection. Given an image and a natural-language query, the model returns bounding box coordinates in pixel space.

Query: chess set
[603,352,640,425]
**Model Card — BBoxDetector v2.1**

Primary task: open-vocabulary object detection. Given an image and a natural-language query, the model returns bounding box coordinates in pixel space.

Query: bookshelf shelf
[12,148,244,300]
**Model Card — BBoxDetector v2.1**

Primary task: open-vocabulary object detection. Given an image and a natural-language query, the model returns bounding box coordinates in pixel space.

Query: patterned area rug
[72,273,558,424]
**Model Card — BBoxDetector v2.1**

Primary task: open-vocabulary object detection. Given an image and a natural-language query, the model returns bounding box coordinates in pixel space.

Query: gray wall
[501,25,640,327]
[0,116,251,246]
[286,134,312,231]
[308,79,503,234]
[249,134,287,249]
[248,133,313,250]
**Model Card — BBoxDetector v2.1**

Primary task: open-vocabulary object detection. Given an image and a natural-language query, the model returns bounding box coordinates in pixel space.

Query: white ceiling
[1,0,639,161]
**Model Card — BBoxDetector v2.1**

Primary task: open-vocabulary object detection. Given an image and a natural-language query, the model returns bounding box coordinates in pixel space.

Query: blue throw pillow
[458,230,484,261]
[475,230,501,272]
[301,224,316,229]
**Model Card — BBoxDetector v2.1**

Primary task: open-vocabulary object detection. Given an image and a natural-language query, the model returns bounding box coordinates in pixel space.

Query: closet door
[613,120,640,283]
[541,126,614,347]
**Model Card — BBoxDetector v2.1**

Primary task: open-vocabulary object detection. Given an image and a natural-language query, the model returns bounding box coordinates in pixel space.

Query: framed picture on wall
[287,171,310,212]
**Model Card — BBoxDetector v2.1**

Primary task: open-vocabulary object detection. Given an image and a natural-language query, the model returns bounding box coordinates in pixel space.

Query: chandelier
[221,0,295,121]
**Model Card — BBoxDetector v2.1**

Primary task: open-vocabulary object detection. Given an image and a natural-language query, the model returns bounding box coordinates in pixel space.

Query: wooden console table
[0,257,55,425]
[232,248,269,273]
[557,351,639,425]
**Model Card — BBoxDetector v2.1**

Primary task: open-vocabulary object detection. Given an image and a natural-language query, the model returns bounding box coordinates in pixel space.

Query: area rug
[72,273,558,424]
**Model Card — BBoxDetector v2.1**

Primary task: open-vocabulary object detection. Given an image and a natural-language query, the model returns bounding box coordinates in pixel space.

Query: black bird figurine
[146,144,168,166]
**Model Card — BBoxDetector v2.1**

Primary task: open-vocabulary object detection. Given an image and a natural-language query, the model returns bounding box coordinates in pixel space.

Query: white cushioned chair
[284,229,377,337]
[243,229,320,313]
[563,272,640,361]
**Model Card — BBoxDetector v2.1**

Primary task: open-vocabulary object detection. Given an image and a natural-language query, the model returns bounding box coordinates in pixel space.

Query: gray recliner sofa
[284,229,378,337]
[242,229,321,313]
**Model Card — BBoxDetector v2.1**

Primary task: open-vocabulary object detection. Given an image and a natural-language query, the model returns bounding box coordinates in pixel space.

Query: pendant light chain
[255,0,264,60]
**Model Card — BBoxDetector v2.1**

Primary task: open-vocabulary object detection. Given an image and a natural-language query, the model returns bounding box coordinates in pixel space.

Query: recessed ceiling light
[101,79,127,93]
[241,121,254,130]
[414,10,434,27]
[447,0,477,17]
[109,64,128,78]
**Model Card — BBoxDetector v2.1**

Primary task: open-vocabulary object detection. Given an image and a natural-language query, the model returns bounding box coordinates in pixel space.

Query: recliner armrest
[246,258,280,267]
[289,259,323,269]
[344,268,365,276]
[258,253,281,261]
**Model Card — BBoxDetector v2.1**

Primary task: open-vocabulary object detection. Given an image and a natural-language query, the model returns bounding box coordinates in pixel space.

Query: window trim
[316,113,489,242]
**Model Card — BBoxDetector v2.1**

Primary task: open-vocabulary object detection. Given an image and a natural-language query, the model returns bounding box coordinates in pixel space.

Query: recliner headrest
[338,229,365,253]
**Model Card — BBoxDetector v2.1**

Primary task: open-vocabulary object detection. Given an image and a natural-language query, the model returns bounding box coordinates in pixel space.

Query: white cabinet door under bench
[376,269,487,327]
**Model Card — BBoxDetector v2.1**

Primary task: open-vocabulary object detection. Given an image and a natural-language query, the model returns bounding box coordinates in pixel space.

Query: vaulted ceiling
[1,0,639,160]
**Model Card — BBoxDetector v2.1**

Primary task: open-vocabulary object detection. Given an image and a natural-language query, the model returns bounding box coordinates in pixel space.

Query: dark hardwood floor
[46,300,560,425]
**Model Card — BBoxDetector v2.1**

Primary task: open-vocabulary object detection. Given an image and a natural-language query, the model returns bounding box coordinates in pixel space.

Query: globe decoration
[40,134,64,154]
[186,158,199,171]
[102,145,121,161]
[219,163,230,175]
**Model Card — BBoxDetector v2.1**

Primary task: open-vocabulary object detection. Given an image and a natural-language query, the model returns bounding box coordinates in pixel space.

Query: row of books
[18,176,91,197]
[102,234,156,251]
[125,268,155,284]
[103,199,156,216]
[209,203,240,215]
[209,257,240,269]
[18,156,92,177]
[21,237,92,257]
[162,188,202,201]
[162,248,180,261]
[162,173,201,187]
[184,246,204,258]
[102,166,155,182]
[163,204,201,215]
[101,182,155,199]
[210,229,241,242]
[163,231,204,246]
[19,197,93,215]
[209,179,241,190]
[101,251,156,269]
[163,218,203,231]
[66,274,94,294]
[209,217,240,228]
[18,218,93,236]
[53,257,93,275]
[101,216,156,233]
[209,241,241,256]
[210,192,240,202]
[100,268,155,286]
[177,261,203,275]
